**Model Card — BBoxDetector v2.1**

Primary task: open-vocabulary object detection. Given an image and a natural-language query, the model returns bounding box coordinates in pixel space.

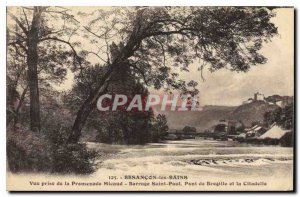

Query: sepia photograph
[5,6,294,191]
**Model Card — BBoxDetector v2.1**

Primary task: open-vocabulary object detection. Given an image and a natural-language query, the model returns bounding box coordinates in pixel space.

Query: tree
[235,120,245,134]
[182,126,197,134]
[6,48,28,127]
[68,7,278,143]
[152,114,169,142]
[65,63,154,144]
[7,6,82,132]
[264,103,294,130]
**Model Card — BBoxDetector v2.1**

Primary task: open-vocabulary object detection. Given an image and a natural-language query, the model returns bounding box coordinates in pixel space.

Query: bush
[280,132,294,147]
[7,128,52,173]
[51,143,96,174]
[7,125,96,174]
[7,140,36,172]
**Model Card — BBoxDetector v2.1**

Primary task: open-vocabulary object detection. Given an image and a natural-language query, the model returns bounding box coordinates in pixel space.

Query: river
[7,138,293,191]
[86,138,293,191]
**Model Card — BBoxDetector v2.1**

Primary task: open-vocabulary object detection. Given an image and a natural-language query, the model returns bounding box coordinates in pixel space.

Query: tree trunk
[68,9,146,143]
[13,85,29,129]
[27,7,43,132]
[67,70,112,143]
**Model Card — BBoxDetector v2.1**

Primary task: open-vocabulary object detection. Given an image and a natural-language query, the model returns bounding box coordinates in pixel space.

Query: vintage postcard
[6,6,294,191]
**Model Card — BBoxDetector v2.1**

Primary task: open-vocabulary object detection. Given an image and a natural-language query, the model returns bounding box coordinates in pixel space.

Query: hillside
[153,101,280,132]
[81,100,281,141]
[152,105,236,131]
[230,100,279,127]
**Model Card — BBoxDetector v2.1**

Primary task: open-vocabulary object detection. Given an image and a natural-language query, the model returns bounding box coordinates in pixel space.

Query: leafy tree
[65,63,154,144]
[264,95,283,104]
[68,7,278,143]
[7,6,81,132]
[264,103,294,130]
[6,36,73,129]
[152,114,169,142]
[235,120,245,134]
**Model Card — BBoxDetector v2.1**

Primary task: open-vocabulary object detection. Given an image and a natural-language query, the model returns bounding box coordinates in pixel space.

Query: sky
[52,7,294,106]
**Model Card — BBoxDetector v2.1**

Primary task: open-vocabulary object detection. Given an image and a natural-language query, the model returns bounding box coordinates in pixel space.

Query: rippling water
[87,138,293,181]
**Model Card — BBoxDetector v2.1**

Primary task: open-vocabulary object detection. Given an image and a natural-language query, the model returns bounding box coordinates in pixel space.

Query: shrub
[7,125,96,174]
[7,128,52,173]
[7,140,34,172]
[51,143,96,174]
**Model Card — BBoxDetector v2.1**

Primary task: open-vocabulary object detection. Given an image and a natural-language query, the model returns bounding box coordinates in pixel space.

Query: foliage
[264,103,294,130]
[7,126,96,174]
[7,99,96,174]
[6,7,81,131]
[65,64,155,144]
[280,132,294,147]
[94,111,153,144]
[7,131,52,172]
[182,126,197,133]
[82,7,277,94]
[235,121,245,134]
[151,114,169,142]
[51,143,96,174]
[65,63,171,144]
[6,6,280,171]
[66,6,278,143]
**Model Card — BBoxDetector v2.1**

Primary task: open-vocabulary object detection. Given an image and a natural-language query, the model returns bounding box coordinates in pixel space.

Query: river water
[7,138,293,191]
[86,138,293,191]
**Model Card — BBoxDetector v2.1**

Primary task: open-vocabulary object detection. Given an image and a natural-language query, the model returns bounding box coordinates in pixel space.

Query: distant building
[245,125,266,138]
[242,93,293,108]
[243,92,265,104]
[254,92,265,101]
[258,125,290,140]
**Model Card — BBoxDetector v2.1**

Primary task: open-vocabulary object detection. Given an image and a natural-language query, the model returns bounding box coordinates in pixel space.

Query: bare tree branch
[7,12,28,34]
[22,8,30,29]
